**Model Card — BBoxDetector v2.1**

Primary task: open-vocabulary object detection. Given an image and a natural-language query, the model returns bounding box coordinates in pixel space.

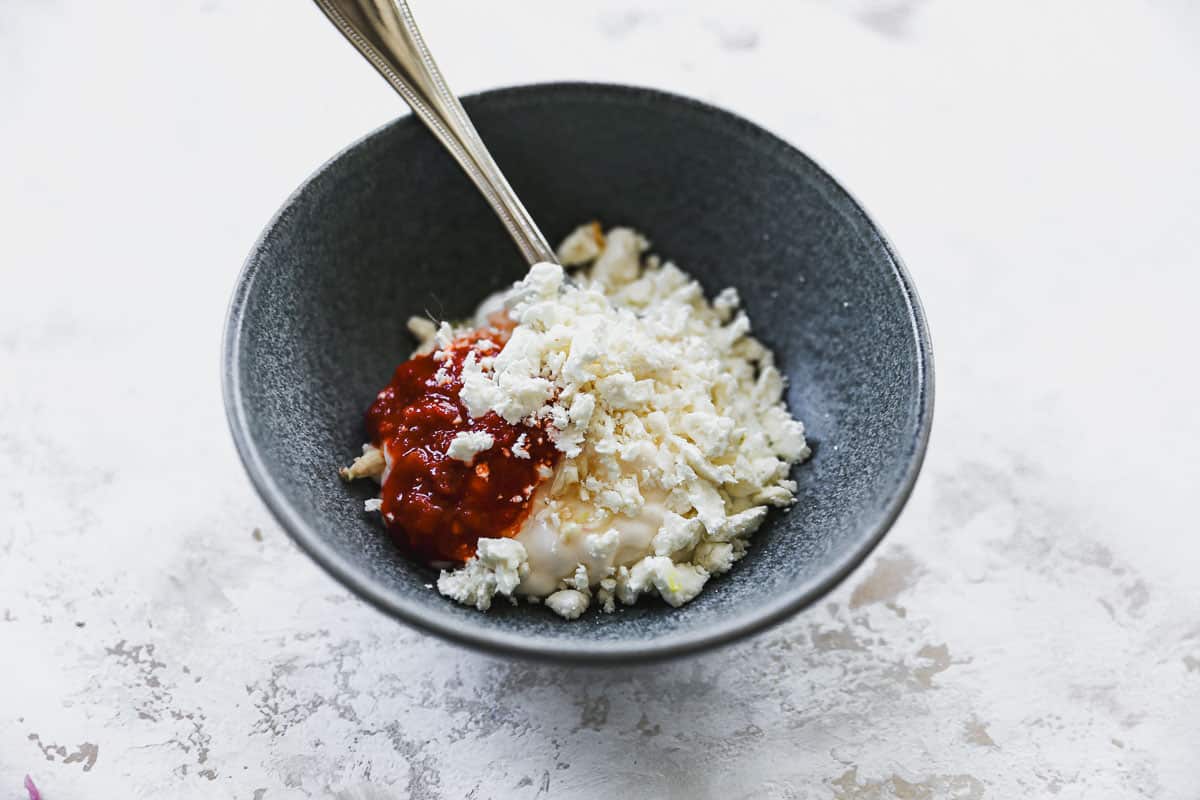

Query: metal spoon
[312,0,558,266]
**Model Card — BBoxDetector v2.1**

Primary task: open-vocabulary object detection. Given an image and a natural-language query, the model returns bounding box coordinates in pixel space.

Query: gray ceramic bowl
[223,83,933,663]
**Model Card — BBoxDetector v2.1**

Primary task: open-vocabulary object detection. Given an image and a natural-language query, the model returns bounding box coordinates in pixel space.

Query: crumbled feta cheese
[512,433,530,459]
[435,538,528,612]
[364,498,383,513]
[545,589,589,620]
[706,506,768,543]
[713,287,740,321]
[623,556,710,607]
[585,529,620,561]
[460,345,554,425]
[445,431,495,464]
[596,576,619,613]
[407,316,439,352]
[693,541,737,574]
[651,512,703,556]
[563,563,590,592]
[339,444,386,482]
[463,226,807,615]
[589,228,645,288]
[556,222,605,266]
[357,224,810,620]
[434,321,455,350]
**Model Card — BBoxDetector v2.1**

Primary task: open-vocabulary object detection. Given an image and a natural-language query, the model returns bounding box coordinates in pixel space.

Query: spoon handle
[312,0,558,266]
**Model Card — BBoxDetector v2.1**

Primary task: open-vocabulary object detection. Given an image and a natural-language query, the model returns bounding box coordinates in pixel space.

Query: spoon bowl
[223,83,933,663]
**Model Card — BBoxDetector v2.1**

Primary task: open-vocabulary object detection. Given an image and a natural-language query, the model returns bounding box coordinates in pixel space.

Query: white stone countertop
[3,1,1198,797]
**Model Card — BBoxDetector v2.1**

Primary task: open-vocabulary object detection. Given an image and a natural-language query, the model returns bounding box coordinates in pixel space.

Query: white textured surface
[2,1,1199,797]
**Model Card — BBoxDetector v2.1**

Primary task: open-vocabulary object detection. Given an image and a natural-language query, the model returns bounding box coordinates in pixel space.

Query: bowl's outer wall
[229,84,930,659]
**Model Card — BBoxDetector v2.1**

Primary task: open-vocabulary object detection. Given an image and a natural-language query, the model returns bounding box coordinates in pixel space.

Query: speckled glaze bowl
[223,83,933,663]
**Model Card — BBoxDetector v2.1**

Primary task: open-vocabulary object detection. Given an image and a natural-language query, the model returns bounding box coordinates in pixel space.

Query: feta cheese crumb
[364,498,383,513]
[445,431,495,464]
[556,222,605,266]
[407,316,439,351]
[651,512,703,556]
[623,557,710,607]
[585,529,620,561]
[434,321,455,350]
[706,506,768,543]
[568,563,590,591]
[435,538,528,612]
[512,433,530,459]
[545,589,589,620]
[713,287,740,321]
[339,444,385,482]
[693,541,736,574]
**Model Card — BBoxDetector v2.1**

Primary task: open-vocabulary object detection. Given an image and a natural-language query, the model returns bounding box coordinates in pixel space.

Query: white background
[2,1,1199,797]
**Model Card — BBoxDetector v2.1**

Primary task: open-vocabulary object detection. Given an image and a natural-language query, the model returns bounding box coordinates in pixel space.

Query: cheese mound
[433,225,810,619]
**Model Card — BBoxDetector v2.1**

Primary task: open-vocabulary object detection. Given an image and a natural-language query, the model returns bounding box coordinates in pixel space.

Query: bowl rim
[222,81,935,664]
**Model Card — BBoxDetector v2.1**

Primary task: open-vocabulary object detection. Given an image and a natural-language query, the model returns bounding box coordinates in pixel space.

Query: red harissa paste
[365,318,558,564]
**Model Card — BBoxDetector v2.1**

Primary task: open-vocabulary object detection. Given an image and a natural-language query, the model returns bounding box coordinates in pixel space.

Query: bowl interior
[226,83,931,662]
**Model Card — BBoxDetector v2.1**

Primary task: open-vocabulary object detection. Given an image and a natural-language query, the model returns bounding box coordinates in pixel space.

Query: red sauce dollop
[365,321,557,564]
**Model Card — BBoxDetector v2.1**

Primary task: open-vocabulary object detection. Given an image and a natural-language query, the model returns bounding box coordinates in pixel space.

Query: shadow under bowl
[223,82,933,664]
